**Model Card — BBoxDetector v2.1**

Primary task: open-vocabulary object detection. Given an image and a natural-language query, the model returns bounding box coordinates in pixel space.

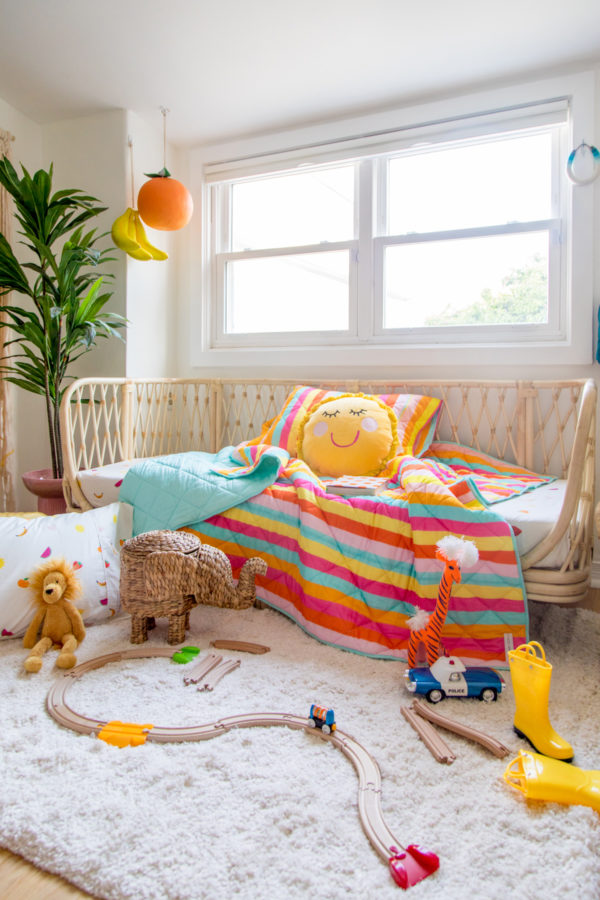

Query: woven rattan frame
[61,376,597,605]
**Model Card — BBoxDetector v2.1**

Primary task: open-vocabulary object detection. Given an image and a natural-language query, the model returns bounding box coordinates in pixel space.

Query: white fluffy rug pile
[1,602,599,900]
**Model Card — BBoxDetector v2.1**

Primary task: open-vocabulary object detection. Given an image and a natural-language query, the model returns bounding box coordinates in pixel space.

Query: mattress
[76,461,569,570]
[76,460,141,508]
[492,479,568,569]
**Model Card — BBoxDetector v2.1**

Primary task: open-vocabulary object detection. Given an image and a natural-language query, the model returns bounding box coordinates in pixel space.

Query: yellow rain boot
[504,751,600,812]
[508,641,573,762]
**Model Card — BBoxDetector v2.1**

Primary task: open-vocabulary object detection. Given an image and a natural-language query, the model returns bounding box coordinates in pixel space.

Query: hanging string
[127,136,135,208]
[160,106,170,173]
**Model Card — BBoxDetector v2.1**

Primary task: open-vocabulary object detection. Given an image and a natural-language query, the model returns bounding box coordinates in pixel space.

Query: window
[196,72,594,367]
[379,132,556,332]
[225,166,355,334]
[214,165,356,338]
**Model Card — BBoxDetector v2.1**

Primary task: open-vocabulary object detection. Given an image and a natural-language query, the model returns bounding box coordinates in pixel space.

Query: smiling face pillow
[297,393,399,477]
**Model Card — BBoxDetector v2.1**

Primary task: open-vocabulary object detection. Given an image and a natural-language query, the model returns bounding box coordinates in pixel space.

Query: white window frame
[211,163,361,347]
[190,71,595,369]
[371,128,565,343]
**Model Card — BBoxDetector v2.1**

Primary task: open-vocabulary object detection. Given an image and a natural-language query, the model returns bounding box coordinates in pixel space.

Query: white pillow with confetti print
[0,502,133,640]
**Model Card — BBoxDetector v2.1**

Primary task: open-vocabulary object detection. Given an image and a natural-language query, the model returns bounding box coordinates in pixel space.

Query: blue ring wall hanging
[566,141,600,185]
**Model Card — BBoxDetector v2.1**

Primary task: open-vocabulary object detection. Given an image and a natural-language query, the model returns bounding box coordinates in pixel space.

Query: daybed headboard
[60,376,596,604]
[60,376,595,477]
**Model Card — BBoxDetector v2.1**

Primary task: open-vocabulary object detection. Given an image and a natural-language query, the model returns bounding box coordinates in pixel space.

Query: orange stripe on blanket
[261,483,415,550]
[186,529,523,654]
[202,513,438,600]
[298,498,413,550]
[410,530,518,554]
[230,540,423,612]
[185,530,415,636]
[441,623,526,639]
[187,509,520,607]
[263,579,407,649]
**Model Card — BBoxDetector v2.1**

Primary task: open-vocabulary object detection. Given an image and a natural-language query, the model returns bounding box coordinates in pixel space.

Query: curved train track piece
[401,705,456,765]
[209,640,270,654]
[46,647,439,890]
[410,699,511,758]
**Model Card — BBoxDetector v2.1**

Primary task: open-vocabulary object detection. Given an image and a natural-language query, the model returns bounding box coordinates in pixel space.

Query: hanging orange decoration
[111,138,168,261]
[137,107,193,231]
[138,173,193,230]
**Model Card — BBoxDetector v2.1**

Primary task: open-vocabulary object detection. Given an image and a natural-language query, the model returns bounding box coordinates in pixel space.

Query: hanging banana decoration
[110,138,168,261]
[111,207,168,260]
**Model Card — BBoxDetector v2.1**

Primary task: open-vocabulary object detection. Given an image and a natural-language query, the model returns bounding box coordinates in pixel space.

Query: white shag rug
[1,602,599,900]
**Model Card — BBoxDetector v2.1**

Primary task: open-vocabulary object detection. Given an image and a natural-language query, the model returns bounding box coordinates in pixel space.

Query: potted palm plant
[0,157,126,511]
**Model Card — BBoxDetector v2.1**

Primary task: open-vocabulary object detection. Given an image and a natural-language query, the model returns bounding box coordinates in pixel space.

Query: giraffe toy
[406,536,479,669]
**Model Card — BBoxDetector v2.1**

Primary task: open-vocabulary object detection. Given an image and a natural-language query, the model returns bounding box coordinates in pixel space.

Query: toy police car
[404,656,504,703]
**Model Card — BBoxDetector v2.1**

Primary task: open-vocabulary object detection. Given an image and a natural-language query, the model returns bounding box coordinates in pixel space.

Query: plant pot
[22,468,67,515]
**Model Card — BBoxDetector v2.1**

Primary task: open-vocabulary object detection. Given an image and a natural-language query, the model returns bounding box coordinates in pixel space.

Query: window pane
[226,250,349,333]
[383,232,548,328]
[388,132,553,235]
[231,166,355,251]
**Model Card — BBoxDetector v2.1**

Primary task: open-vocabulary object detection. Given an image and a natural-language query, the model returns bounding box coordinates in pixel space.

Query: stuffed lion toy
[23,558,85,673]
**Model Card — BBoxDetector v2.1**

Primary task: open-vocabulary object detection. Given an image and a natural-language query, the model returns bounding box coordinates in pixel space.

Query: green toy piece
[171,646,201,664]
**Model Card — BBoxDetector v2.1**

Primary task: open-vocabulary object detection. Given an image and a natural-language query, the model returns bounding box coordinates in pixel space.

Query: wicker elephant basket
[119,529,267,645]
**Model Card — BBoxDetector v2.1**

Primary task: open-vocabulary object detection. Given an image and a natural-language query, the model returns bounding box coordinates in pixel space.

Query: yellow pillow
[297,393,399,477]
[249,385,442,458]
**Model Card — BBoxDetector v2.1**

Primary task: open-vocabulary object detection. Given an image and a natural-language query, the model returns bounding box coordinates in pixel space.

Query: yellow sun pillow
[297,393,399,477]
[248,385,442,459]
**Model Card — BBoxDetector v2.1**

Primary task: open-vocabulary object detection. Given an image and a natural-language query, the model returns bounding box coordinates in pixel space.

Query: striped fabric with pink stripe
[184,444,545,668]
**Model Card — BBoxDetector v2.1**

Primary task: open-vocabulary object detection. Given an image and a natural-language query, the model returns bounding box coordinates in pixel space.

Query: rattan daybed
[60,377,596,612]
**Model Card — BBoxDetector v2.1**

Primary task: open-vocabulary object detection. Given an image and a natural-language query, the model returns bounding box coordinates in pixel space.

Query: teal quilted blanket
[120,444,290,536]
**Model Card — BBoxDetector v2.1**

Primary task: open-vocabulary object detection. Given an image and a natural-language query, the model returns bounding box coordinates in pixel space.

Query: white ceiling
[1,0,599,148]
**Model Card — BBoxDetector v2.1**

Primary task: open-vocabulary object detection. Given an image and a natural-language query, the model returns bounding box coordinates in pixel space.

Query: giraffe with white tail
[406,535,479,669]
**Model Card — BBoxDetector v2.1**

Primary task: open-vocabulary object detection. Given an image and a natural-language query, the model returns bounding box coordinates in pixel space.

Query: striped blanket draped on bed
[179,442,550,668]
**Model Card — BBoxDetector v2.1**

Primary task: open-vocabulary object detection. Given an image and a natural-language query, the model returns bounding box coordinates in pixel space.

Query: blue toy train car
[308,704,336,734]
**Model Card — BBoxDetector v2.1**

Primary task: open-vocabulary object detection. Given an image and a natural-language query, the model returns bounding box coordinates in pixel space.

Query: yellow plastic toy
[504,750,600,812]
[508,640,573,761]
[97,721,154,748]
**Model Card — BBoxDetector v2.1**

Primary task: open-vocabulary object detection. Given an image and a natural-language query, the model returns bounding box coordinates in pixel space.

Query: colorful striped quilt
[181,442,552,668]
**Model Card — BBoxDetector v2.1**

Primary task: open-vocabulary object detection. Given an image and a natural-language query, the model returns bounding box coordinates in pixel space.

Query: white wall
[4,109,130,508]
[172,147,193,377]
[0,97,42,170]
[43,108,129,381]
[44,110,187,382]
[124,111,186,376]
[0,97,45,509]
[0,98,190,508]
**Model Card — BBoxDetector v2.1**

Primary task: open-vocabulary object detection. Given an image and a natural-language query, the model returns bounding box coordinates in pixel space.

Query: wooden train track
[409,699,511,759]
[46,648,439,889]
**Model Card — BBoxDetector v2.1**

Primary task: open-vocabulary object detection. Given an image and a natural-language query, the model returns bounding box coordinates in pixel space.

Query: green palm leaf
[0,156,126,477]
